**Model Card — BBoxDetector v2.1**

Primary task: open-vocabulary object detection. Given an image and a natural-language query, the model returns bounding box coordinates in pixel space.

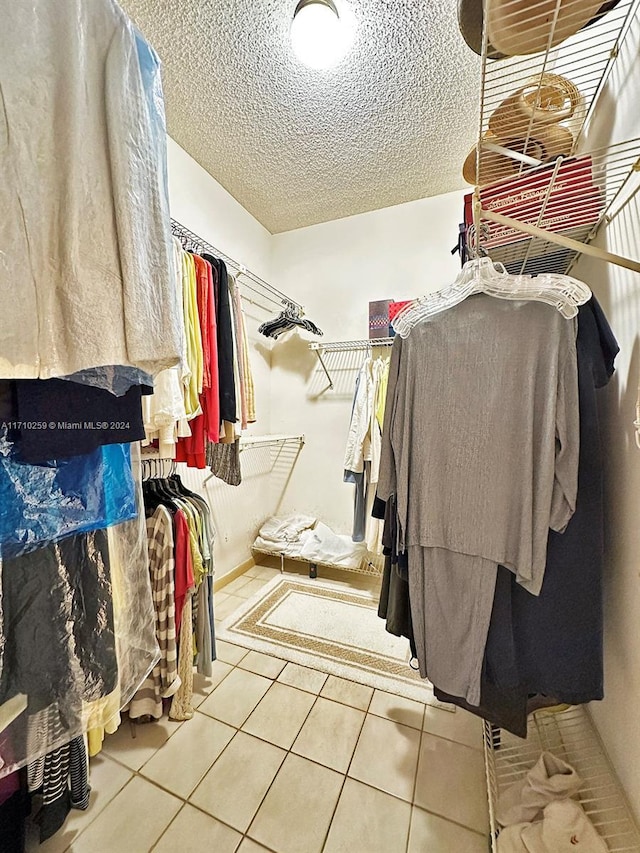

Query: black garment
[433,297,619,736]
[0,529,117,713]
[69,737,90,811]
[376,494,415,655]
[204,255,236,424]
[0,773,29,853]
[34,736,89,842]
[14,378,147,463]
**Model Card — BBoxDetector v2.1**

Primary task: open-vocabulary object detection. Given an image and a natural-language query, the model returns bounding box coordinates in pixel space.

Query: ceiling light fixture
[290,0,354,70]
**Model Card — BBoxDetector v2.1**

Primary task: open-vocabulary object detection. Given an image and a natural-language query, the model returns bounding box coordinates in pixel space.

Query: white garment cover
[0,0,182,379]
[298,523,367,569]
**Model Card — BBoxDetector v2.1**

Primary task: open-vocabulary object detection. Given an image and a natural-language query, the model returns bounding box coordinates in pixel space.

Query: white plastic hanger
[391,257,592,339]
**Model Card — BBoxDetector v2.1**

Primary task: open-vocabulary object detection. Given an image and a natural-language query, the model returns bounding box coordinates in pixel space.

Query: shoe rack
[484,707,640,852]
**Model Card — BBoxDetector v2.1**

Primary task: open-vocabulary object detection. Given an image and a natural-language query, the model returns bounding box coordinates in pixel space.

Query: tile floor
[32,564,490,853]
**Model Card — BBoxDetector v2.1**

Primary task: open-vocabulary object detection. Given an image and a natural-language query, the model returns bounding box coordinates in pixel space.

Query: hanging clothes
[181,251,204,420]
[127,471,216,722]
[0,439,136,559]
[430,296,619,735]
[142,240,191,459]
[344,356,387,548]
[12,380,148,463]
[204,255,237,429]
[174,251,221,467]
[127,506,180,721]
[27,731,89,843]
[0,529,117,714]
[377,295,580,706]
[0,768,28,853]
[229,274,256,429]
[0,0,182,382]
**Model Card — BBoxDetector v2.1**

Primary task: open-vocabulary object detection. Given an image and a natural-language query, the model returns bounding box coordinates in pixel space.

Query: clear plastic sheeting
[59,366,154,397]
[0,446,159,778]
[0,433,136,558]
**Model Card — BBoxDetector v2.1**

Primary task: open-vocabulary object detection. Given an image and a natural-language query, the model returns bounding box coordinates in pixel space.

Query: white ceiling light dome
[290,0,355,70]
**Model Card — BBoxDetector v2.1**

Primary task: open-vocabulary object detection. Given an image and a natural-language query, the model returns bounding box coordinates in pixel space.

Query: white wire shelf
[472,136,640,275]
[309,338,395,390]
[469,0,640,276]
[252,544,384,578]
[239,434,305,451]
[484,706,640,853]
[171,219,304,313]
[309,338,395,351]
[475,0,637,186]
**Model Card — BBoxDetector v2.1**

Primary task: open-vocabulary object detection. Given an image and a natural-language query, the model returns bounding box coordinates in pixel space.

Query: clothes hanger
[391,256,592,339]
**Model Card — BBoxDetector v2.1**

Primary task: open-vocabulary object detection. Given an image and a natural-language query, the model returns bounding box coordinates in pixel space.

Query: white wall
[167,138,276,575]
[270,191,465,533]
[572,10,640,822]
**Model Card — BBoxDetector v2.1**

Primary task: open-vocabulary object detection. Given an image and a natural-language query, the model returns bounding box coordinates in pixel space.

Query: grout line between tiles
[316,679,375,851]
[242,681,324,846]
[406,717,427,852]
[57,755,135,853]
[80,618,487,853]
[411,804,490,839]
[421,725,485,753]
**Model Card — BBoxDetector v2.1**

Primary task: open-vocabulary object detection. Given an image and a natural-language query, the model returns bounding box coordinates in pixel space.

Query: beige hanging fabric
[635,372,640,449]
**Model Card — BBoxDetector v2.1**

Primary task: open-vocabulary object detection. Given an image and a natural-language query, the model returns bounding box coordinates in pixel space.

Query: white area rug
[218,575,451,709]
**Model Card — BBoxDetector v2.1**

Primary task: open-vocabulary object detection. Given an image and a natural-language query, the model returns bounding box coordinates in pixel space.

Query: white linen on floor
[254,515,366,568]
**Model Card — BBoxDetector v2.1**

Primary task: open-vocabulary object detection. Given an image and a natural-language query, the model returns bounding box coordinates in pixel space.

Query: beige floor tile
[277,662,328,694]
[192,661,234,708]
[237,839,272,852]
[407,806,488,853]
[369,690,425,730]
[153,803,242,853]
[324,778,411,853]
[141,712,235,798]
[190,732,286,832]
[215,594,248,621]
[234,577,271,598]
[221,575,253,595]
[348,714,421,802]
[102,716,181,771]
[72,776,181,853]
[243,682,315,749]
[251,566,281,581]
[248,753,343,853]
[320,675,373,711]
[216,639,249,665]
[199,667,272,727]
[414,733,489,833]
[423,704,484,750]
[243,565,265,578]
[35,755,132,853]
[292,697,365,773]
[239,650,287,679]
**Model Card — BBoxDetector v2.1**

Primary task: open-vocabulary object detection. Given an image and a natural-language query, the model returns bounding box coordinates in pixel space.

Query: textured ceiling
[121,0,481,233]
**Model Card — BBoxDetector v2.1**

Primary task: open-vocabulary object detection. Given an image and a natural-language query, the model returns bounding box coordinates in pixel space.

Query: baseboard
[214,555,256,592]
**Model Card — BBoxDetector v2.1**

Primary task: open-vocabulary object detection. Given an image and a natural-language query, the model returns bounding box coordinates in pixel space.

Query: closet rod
[309,338,395,351]
[474,201,640,274]
[239,434,305,451]
[171,219,304,313]
[309,338,395,391]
